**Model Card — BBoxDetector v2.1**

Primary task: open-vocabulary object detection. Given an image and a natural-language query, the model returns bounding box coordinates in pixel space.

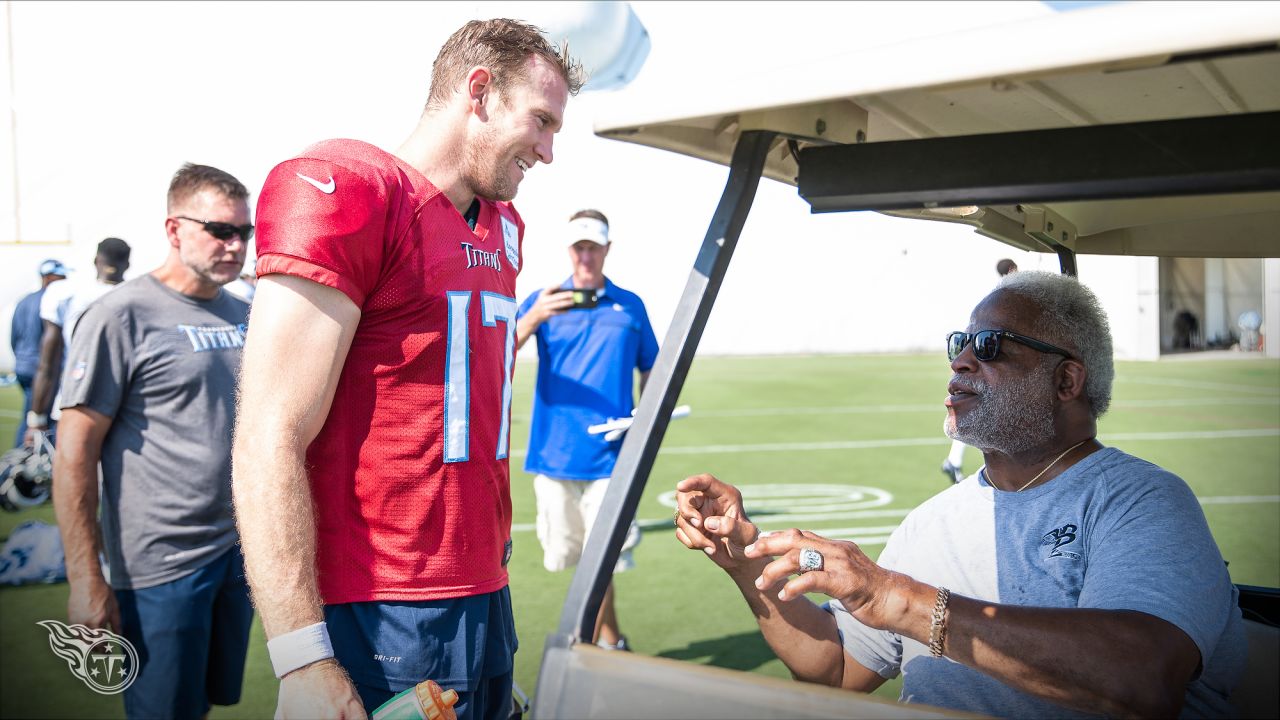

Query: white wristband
[266,621,334,678]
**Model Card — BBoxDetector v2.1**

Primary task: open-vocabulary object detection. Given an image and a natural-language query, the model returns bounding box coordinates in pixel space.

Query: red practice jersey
[255,139,524,604]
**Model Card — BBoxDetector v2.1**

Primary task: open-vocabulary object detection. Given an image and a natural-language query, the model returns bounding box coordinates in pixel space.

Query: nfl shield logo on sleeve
[501,217,520,271]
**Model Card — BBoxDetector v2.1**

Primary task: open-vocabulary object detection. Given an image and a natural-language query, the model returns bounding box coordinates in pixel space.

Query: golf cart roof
[595,2,1280,258]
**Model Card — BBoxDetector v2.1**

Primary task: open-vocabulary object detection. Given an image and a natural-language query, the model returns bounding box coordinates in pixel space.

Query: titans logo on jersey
[460,242,503,271]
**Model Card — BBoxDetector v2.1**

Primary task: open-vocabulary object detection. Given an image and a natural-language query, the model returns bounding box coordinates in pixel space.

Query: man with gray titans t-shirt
[52,164,255,720]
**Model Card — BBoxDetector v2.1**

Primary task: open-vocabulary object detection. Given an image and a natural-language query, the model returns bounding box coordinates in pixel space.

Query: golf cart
[532,3,1280,717]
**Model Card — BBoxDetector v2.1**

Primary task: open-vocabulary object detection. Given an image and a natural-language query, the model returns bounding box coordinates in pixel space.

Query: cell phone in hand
[568,288,599,310]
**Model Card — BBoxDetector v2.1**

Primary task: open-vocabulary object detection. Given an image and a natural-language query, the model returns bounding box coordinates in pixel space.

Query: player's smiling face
[467,55,568,202]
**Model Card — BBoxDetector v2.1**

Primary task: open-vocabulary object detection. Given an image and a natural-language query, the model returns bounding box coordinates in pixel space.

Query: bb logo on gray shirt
[1041,523,1080,560]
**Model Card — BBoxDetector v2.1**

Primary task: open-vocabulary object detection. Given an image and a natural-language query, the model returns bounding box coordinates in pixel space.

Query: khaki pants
[533,474,641,573]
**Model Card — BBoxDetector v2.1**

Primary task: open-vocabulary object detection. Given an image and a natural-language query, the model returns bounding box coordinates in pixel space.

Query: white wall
[0,1,1159,370]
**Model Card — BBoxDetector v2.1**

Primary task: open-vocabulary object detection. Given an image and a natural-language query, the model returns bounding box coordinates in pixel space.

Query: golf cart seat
[1233,620,1279,718]
[1233,585,1280,718]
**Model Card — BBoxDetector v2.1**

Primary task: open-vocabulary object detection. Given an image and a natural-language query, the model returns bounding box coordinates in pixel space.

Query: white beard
[944,357,1058,454]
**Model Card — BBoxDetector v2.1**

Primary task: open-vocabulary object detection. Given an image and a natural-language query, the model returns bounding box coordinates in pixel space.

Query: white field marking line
[516,513,913,535]
[1123,376,1280,396]
[734,483,892,499]
[761,524,903,537]
[833,536,892,546]
[509,397,1280,423]
[1199,495,1280,505]
[1109,398,1279,408]
[510,495,1278,533]
[688,397,1280,418]
[737,508,912,525]
[655,485,895,512]
[584,428,1278,456]
[505,426,1276,459]
[523,483,903,534]
[0,409,19,419]
[632,507,913,531]
[695,404,944,416]
[1104,428,1280,441]
[628,437,949,456]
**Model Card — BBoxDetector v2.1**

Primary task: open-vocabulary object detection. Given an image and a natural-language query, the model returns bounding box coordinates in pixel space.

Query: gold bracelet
[928,587,950,658]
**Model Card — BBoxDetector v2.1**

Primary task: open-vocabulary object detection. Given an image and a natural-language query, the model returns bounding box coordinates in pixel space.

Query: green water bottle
[371,679,459,720]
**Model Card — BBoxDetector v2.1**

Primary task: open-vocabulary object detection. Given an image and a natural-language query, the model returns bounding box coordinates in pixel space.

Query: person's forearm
[51,433,106,584]
[232,430,325,637]
[725,561,850,687]
[30,327,63,418]
[881,582,1192,717]
[515,314,540,350]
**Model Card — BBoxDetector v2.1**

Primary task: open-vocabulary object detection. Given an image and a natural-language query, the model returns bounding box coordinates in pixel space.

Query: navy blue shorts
[115,546,254,720]
[326,587,517,720]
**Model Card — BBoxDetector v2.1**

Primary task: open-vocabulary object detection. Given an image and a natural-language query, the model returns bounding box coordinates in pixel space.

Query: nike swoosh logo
[296,172,335,194]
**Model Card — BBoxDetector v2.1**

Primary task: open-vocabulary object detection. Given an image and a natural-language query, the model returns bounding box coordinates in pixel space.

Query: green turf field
[2,353,1277,718]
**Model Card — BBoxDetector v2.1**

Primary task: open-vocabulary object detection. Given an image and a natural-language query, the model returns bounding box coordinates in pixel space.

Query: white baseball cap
[567,216,609,246]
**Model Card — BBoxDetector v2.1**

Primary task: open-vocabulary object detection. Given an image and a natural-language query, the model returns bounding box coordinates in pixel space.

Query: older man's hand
[744,529,908,631]
[674,473,760,572]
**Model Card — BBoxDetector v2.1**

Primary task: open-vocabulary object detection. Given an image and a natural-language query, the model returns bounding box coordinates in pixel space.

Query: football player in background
[8,258,66,447]
[24,238,131,447]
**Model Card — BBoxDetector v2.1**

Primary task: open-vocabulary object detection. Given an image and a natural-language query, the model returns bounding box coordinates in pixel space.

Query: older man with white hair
[675,271,1245,718]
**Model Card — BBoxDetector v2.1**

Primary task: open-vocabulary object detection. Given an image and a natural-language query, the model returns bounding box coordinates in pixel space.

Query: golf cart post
[532,3,1280,718]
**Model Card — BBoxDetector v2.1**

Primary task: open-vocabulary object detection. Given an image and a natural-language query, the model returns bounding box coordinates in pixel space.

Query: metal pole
[545,129,776,648]
[1057,246,1078,277]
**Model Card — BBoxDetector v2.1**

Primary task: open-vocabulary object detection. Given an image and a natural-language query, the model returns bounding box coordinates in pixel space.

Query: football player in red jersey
[232,19,582,720]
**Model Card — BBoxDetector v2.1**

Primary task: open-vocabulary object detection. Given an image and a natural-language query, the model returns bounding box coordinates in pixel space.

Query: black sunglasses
[175,216,254,242]
[947,330,1073,363]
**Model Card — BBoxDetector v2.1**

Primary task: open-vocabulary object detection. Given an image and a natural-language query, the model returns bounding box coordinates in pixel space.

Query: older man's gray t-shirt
[60,274,249,590]
[828,447,1245,718]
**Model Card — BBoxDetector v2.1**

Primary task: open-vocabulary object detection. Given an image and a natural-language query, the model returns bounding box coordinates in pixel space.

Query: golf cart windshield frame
[533,117,1280,719]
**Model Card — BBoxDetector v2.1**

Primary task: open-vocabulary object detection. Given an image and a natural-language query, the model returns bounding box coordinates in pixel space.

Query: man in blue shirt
[516,209,659,651]
[8,259,67,447]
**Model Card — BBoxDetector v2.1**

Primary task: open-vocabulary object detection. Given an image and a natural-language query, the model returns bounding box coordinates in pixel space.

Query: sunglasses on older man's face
[175,216,254,243]
[947,330,1073,363]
